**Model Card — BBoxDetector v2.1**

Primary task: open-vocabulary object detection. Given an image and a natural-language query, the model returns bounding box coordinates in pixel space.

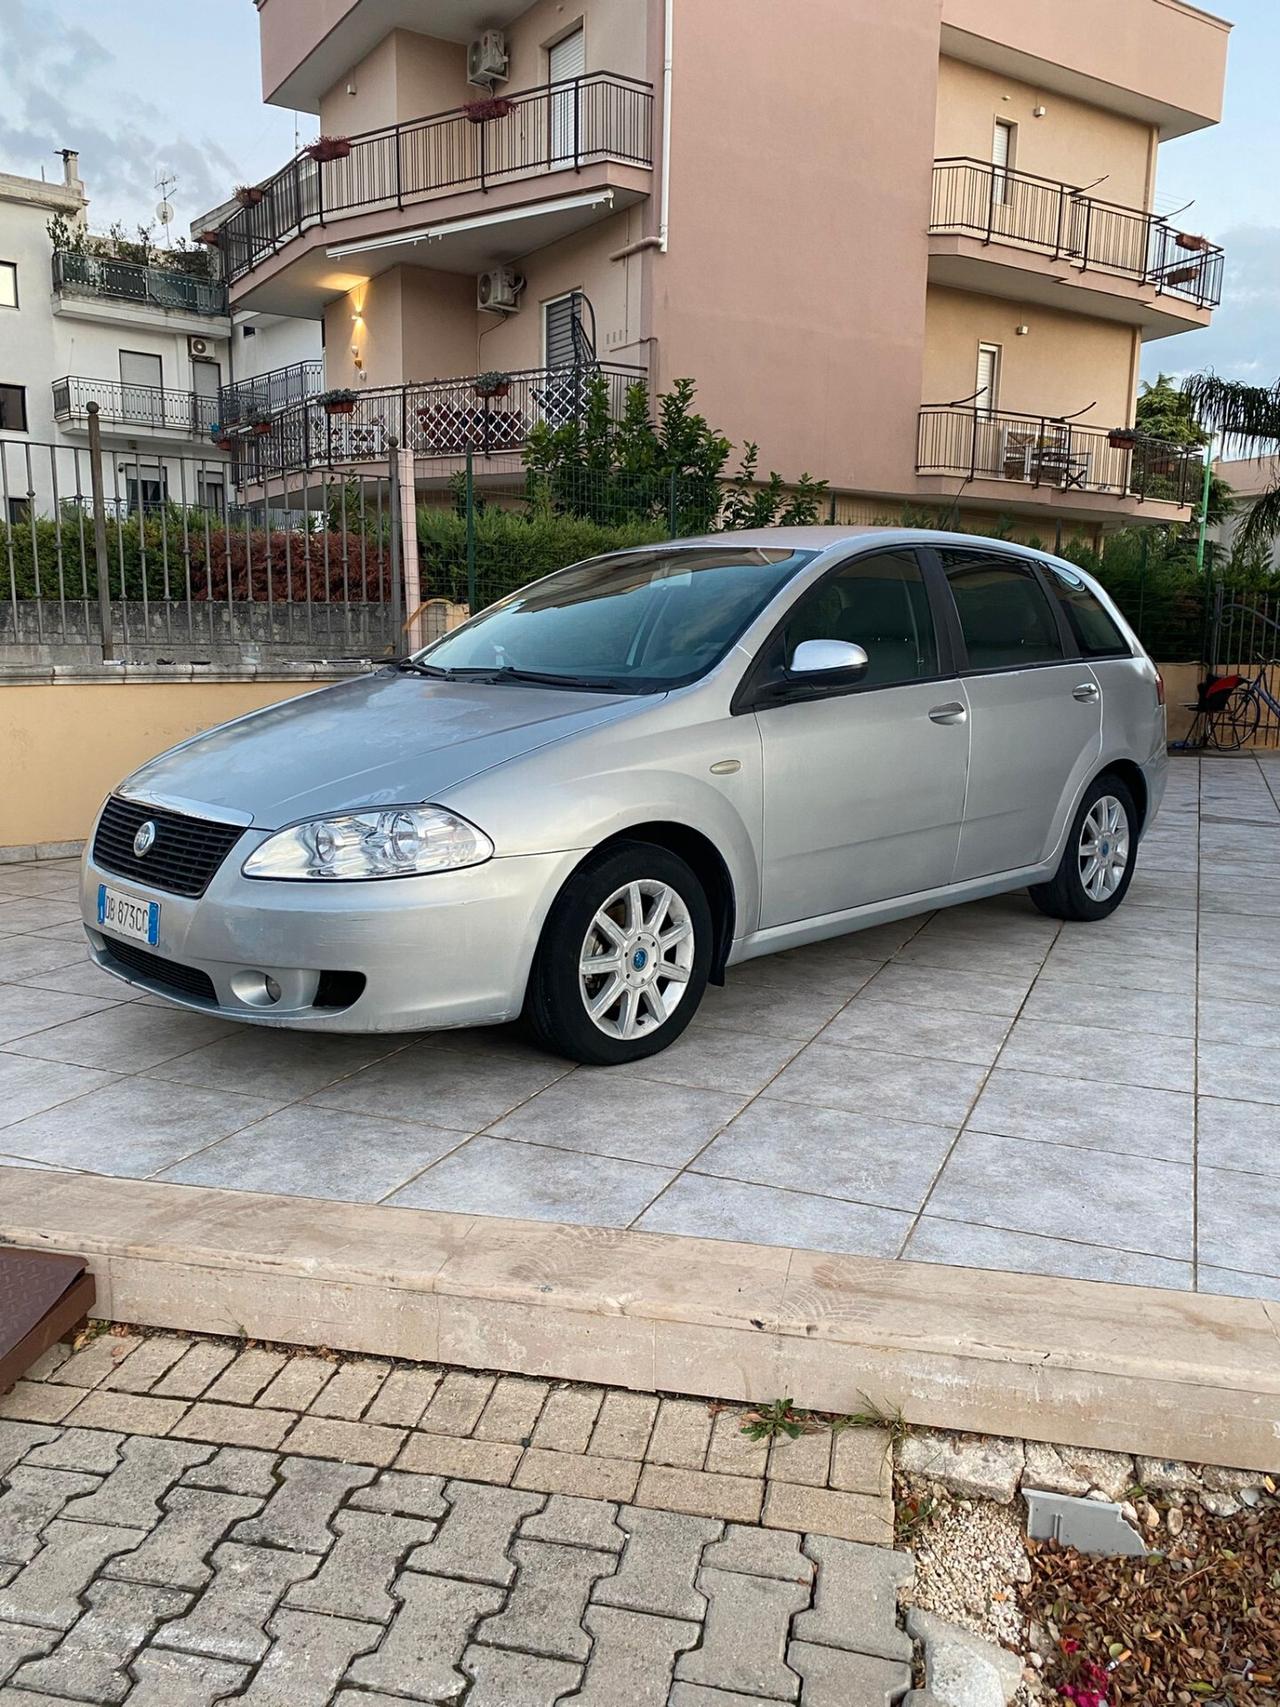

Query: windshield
[414,546,816,691]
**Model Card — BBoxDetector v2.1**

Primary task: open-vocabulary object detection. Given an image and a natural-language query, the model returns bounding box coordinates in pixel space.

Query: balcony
[219,72,653,312]
[218,360,325,428]
[928,160,1223,339]
[235,362,644,483]
[52,377,220,439]
[52,251,227,317]
[917,406,1204,512]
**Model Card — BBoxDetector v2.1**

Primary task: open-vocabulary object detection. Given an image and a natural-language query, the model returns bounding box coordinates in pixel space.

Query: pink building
[219,0,1230,536]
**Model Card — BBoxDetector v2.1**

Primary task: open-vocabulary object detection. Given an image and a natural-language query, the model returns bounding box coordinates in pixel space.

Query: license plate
[97,884,160,947]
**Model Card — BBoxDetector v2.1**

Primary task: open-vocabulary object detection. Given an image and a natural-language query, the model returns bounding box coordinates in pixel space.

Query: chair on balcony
[1000,425,1091,489]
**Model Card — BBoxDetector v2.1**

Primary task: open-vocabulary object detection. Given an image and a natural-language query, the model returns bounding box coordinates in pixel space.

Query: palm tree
[1182,373,1280,547]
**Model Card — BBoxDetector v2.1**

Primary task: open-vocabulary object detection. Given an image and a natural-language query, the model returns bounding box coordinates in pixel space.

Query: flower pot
[236,188,265,207]
[464,97,515,124]
[474,383,511,401]
[1108,430,1137,450]
[215,437,235,451]
[323,399,357,416]
[251,421,272,437]
[306,137,351,163]
[196,230,221,246]
[1175,233,1209,252]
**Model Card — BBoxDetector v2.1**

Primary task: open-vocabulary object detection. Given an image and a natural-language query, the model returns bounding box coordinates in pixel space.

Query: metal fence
[52,377,219,438]
[219,360,326,429]
[51,250,227,317]
[1205,584,1280,748]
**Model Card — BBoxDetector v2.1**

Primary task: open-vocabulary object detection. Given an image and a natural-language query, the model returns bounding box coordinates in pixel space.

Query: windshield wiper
[466,665,623,692]
[391,658,453,678]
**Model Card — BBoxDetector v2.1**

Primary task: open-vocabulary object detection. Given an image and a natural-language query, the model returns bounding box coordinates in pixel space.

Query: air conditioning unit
[467,29,509,87]
[477,267,524,312]
[188,336,211,358]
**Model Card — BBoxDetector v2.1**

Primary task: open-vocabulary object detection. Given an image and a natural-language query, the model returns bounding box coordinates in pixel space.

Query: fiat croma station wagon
[82,529,1166,1065]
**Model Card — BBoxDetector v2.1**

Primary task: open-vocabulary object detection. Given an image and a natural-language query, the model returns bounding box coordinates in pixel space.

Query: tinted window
[940,550,1063,670]
[0,383,26,432]
[1042,563,1130,657]
[780,549,939,687]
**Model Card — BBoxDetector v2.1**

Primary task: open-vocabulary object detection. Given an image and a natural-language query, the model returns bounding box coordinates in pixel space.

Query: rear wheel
[525,841,712,1065]
[1208,684,1260,751]
[1029,774,1137,922]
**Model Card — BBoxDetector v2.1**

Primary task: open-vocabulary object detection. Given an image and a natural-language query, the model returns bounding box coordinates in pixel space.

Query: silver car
[81,528,1166,1065]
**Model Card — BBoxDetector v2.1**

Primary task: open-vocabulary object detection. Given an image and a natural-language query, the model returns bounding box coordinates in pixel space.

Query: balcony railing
[52,250,228,316]
[929,160,1224,310]
[219,71,654,283]
[52,376,221,437]
[917,406,1204,506]
[218,360,325,427]
[234,362,646,480]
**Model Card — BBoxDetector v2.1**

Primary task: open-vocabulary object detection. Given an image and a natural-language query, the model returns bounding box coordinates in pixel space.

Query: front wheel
[525,841,712,1065]
[1208,684,1260,752]
[1029,774,1137,922]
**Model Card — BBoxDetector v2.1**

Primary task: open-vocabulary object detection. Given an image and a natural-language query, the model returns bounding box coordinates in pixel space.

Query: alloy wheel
[578,879,695,1040]
[1078,794,1129,901]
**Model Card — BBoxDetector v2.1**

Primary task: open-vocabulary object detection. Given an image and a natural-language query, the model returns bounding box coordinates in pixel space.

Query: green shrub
[416,505,668,607]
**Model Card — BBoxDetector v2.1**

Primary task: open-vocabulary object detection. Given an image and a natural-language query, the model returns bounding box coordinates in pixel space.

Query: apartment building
[217,0,1230,533]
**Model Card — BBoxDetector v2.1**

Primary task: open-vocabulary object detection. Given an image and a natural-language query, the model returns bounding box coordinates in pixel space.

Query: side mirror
[789,638,870,678]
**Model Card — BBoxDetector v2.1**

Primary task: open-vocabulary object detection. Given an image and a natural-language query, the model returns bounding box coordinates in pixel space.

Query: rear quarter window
[1043,564,1131,657]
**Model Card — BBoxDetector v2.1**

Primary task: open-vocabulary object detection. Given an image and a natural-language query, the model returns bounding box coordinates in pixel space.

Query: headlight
[242,806,493,881]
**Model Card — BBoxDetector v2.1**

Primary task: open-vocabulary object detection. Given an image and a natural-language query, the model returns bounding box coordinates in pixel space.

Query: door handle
[1072,682,1100,703]
[928,702,967,725]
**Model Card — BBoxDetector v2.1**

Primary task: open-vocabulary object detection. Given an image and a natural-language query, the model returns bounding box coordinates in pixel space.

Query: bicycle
[1174,663,1280,751]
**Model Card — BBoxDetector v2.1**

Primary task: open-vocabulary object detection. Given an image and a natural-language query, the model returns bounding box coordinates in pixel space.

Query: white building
[1212,457,1280,573]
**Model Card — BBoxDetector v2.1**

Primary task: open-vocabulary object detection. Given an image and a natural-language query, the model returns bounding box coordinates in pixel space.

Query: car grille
[93,796,245,899]
[100,938,218,1004]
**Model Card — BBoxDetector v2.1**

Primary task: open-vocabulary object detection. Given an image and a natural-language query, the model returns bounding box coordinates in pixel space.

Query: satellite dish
[156,200,175,225]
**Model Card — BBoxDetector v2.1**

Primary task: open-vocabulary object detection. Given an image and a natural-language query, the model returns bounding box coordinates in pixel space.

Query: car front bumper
[80,836,584,1033]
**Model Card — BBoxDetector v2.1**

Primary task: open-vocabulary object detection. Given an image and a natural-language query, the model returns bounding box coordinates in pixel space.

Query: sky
[0,0,1274,385]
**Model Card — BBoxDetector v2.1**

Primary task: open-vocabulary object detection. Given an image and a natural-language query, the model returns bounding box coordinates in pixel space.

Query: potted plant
[318,387,359,417]
[305,136,352,163]
[1174,232,1210,252]
[235,184,266,207]
[473,370,512,400]
[196,229,221,246]
[1108,427,1138,449]
[209,425,235,451]
[241,406,273,438]
[463,95,515,123]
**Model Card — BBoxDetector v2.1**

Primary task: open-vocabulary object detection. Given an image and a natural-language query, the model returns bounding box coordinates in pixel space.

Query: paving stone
[675,1567,808,1701]
[397,1433,522,1484]
[0,1386,81,1426]
[767,1430,832,1487]
[635,1465,764,1524]
[474,1538,616,1661]
[669,1689,786,1707]
[254,1357,336,1414]
[151,1342,238,1400]
[1134,1455,1203,1492]
[0,1689,74,1706]
[462,1645,582,1707]
[0,1520,145,1629]
[521,1494,626,1552]
[1022,1442,1136,1502]
[418,1371,495,1436]
[204,1349,288,1405]
[647,1399,712,1470]
[787,1642,913,1706]
[703,1523,814,1581]
[0,1428,60,1480]
[515,1447,640,1501]
[19,1347,69,1384]
[793,1535,913,1662]
[588,1392,659,1461]
[98,1335,190,1393]
[307,1360,388,1420]
[762,1481,892,1543]
[60,1389,191,1436]
[529,1387,604,1454]
[565,1604,699,1704]
[349,1470,448,1519]
[345,1573,505,1699]
[13,1577,187,1703]
[830,1427,893,1497]
[61,1435,212,1527]
[0,1625,57,1687]
[898,1431,1024,1503]
[364,1366,441,1428]
[154,1542,317,1663]
[231,1456,375,1553]
[406,1481,544,1585]
[50,1332,141,1389]
[234,1608,381,1706]
[473,1376,551,1444]
[0,1469,98,1564]
[171,1403,294,1451]
[103,1486,262,1589]
[22,1428,120,1474]
[124,1647,249,1707]
[906,1608,1022,1707]
[287,1508,439,1621]
[704,1412,770,1478]
[593,1507,722,1621]
[182,1446,280,1497]
[281,1414,406,1466]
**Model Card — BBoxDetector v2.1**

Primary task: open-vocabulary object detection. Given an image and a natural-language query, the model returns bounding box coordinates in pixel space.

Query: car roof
[671,525,1049,556]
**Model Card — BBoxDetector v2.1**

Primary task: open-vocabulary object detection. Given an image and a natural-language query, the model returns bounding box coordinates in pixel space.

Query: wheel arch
[1093,758,1149,834]
[588,821,737,986]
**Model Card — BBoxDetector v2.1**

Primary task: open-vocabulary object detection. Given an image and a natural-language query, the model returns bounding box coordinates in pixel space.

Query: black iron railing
[218,360,325,427]
[52,250,227,316]
[220,71,654,283]
[929,160,1224,310]
[917,406,1204,505]
[52,376,221,436]
[234,362,645,479]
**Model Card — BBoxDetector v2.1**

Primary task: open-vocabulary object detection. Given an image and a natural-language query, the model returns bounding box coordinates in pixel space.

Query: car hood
[118,670,639,829]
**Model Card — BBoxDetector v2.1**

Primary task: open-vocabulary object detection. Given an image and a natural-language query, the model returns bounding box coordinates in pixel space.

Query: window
[6,496,31,526]
[0,262,16,309]
[197,472,225,515]
[548,26,585,161]
[0,383,27,432]
[940,549,1064,670]
[992,118,1016,204]
[544,292,586,368]
[1042,563,1130,657]
[778,550,940,689]
[122,465,168,515]
[975,343,1001,418]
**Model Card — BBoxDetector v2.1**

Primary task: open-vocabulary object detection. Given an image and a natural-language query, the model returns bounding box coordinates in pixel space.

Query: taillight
[1155,670,1166,706]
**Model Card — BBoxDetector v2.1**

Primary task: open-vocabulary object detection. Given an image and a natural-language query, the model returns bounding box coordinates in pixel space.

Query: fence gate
[1206,580,1280,750]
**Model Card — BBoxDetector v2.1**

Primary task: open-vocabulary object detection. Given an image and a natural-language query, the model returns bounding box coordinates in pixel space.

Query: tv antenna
[154,169,177,244]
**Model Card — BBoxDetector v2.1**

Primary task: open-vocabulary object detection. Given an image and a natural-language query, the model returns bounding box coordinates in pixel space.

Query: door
[751,547,969,928]
[991,118,1015,205]
[191,359,220,433]
[549,27,585,163]
[936,547,1102,879]
[119,350,163,426]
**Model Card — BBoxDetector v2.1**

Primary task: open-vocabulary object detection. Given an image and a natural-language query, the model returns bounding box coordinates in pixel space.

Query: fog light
[230,970,285,1008]
[264,976,282,1004]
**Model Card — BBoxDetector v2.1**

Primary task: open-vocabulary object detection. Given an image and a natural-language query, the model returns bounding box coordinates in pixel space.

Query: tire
[1208,685,1260,752]
[525,840,712,1065]
[1028,773,1138,922]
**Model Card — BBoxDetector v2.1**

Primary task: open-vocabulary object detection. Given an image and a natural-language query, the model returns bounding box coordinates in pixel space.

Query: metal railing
[52,250,228,316]
[929,160,1225,310]
[219,360,326,428]
[235,363,646,480]
[52,377,220,437]
[917,406,1204,505]
[219,71,654,282]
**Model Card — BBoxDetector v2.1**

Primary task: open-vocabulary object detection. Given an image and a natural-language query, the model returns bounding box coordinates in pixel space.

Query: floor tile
[3,1002,237,1071]
[150,1026,413,1102]
[0,898,83,932]
[855,961,1034,1018]
[818,1000,1011,1066]
[0,1054,117,1130]
[1197,1040,1280,1106]
[904,1217,1192,1290]
[1036,947,1191,997]
[309,1038,570,1130]
[635,1172,912,1257]
[762,1040,988,1128]
[1199,963,1280,1007]
[998,1018,1194,1093]
[0,985,121,1045]
[606,1024,802,1097]
[1196,1096,1280,1175]
[17,958,144,1002]
[386,1135,670,1227]
[967,1069,1194,1164]
[1019,982,1195,1040]
[1196,1265,1280,1303]
[699,971,856,1042]
[0,934,88,983]
[1198,997,1280,1050]
[892,935,1049,976]
[488,1073,744,1168]
[1198,1166,1280,1275]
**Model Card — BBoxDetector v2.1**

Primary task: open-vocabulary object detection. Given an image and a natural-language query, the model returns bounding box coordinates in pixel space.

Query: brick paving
[0,1330,908,1703]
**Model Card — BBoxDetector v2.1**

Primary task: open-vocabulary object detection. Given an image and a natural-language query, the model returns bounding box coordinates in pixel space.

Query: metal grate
[93,796,245,898]
[99,937,218,1003]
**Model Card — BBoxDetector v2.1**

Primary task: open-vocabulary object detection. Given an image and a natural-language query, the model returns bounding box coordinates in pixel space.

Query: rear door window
[1042,563,1131,658]
[938,549,1064,671]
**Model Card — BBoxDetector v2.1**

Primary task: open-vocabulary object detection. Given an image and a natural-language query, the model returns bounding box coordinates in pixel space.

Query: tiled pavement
[0,1331,910,1705]
[2,754,1279,1302]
